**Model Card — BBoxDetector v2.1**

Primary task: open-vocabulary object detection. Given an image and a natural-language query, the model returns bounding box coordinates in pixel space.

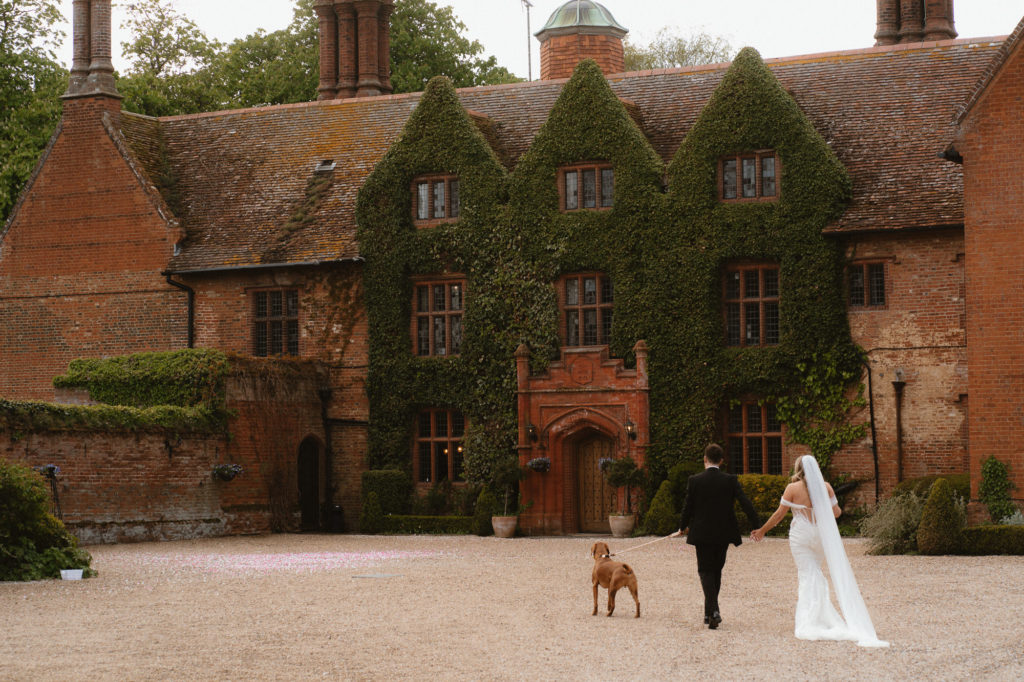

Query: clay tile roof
[154,37,1001,273]
[956,18,1024,123]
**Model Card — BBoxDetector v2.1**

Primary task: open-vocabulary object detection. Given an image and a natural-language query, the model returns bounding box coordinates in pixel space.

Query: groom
[674,443,760,629]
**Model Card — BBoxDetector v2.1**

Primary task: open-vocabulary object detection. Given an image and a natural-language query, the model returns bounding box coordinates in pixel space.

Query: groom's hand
[670,530,684,538]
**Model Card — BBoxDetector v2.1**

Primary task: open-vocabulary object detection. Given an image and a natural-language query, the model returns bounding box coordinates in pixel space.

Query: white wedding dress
[784,456,889,648]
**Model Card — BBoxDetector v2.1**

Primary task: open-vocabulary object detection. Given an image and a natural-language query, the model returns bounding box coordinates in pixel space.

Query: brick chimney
[63,0,121,100]
[315,0,394,100]
[875,0,956,46]
[535,0,628,80]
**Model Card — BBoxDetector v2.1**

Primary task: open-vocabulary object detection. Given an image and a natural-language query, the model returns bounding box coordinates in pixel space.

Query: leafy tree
[118,0,226,116]
[121,0,520,114]
[389,0,519,93]
[624,27,733,71]
[120,0,222,75]
[0,0,66,224]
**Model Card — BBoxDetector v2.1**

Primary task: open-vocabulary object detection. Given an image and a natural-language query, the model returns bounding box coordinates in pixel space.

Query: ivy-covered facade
[356,52,870,533]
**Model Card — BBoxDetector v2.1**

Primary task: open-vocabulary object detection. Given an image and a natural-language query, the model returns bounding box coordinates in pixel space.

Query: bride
[751,455,889,647]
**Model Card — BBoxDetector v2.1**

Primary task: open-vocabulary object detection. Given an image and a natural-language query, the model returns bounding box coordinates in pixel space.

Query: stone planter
[491,515,518,538]
[609,514,635,538]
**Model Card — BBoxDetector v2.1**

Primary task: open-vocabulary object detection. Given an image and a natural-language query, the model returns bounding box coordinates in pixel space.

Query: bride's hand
[750,528,765,542]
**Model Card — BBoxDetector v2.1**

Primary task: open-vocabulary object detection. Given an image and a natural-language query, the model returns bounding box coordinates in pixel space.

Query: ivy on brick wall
[52,348,232,409]
[355,76,512,479]
[356,52,865,488]
[3,348,324,435]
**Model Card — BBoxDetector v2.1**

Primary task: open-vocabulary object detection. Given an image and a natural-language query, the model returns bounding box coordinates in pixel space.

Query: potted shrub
[601,456,645,537]
[490,456,527,538]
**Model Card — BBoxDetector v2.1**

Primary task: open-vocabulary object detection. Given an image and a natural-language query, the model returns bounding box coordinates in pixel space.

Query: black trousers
[694,543,730,617]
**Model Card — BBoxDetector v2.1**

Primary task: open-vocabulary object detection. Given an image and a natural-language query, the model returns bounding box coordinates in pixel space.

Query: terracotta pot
[608,514,635,538]
[491,515,518,538]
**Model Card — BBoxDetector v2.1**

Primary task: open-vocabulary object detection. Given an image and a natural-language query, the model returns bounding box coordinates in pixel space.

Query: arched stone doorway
[297,436,322,531]
[574,432,615,533]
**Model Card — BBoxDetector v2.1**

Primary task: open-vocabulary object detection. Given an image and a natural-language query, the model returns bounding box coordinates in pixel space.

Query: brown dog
[591,541,640,617]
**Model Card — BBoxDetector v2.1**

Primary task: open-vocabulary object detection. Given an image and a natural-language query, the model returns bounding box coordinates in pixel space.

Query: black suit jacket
[678,466,760,547]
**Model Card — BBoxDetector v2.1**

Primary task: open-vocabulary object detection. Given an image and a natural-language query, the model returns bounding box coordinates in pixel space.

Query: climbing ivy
[356,52,866,488]
[52,348,232,409]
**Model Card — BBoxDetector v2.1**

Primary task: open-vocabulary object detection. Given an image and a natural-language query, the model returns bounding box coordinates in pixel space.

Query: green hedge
[894,473,970,502]
[735,474,789,535]
[362,470,413,515]
[960,525,1024,555]
[52,348,231,409]
[381,515,475,534]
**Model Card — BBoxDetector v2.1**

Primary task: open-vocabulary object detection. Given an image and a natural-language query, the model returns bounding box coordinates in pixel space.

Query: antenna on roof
[521,0,533,81]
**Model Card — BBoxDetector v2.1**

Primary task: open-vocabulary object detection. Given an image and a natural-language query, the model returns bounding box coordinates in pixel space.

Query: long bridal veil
[802,455,889,648]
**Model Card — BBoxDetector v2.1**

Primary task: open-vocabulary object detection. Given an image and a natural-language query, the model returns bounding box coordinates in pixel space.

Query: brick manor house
[1,0,1022,539]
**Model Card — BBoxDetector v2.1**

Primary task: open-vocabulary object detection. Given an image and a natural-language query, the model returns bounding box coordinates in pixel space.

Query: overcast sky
[57,1,1024,80]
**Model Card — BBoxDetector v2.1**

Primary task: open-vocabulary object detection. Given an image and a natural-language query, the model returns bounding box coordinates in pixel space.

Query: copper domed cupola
[535,0,629,80]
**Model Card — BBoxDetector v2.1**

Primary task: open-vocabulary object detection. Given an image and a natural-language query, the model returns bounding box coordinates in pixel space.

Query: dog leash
[607,532,678,557]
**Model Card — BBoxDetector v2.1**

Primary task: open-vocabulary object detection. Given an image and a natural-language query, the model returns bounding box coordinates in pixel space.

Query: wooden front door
[576,435,615,533]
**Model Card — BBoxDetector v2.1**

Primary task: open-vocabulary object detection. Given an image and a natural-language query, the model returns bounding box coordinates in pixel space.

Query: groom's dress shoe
[708,612,722,629]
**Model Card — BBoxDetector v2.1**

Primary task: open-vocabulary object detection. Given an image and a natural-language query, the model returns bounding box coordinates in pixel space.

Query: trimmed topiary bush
[473,487,498,536]
[643,479,678,536]
[359,491,384,534]
[0,459,94,581]
[917,478,965,555]
[860,492,925,555]
[979,456,1016,523]
[362,470,412,515]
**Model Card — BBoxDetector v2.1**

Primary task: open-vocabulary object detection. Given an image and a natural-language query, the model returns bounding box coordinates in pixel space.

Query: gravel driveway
[2,534,1022,680]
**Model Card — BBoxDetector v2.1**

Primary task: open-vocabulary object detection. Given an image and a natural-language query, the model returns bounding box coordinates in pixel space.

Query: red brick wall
[959,38,1024,511]
[840,228,969,504]
[540,33,625,80]
[0,96,186,401]
[0,365,330,543]
[179,265,370,528]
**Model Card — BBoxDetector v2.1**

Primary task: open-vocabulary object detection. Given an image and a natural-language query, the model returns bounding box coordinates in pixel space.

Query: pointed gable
[356,76,507,255]
[510,59,663,217]
[668,47,849,225]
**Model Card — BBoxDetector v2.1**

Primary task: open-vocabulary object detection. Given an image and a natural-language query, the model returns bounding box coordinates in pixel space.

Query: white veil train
[802,455,889,648]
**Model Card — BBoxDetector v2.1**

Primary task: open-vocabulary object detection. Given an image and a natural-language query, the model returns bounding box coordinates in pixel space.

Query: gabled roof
[955,16,1024,123]
[125,37,1003,274]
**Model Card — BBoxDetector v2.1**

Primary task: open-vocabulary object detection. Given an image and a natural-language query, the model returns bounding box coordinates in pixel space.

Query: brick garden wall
[0,363,332,544]
[959,36,1024,510]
